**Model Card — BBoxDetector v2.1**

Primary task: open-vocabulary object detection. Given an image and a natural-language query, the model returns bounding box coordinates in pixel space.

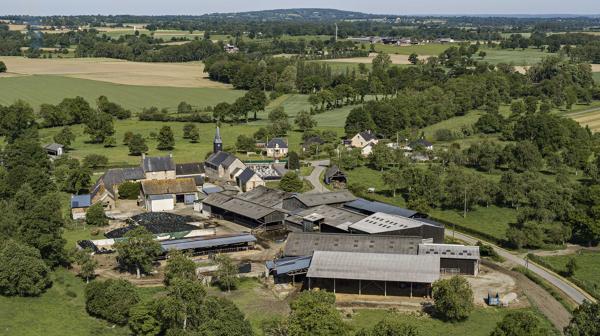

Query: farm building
[265,138,289,158]
[285,205,366,232]
[282,190,356,212]
[347,212,445,243]
[283,232,423,257]
[175,162,205,181]
[201,192,286,230]
[142,154,176,180]
[307,251,440,297]
[43,143,64,157]
[141,178,198,212]
[343,198,427,219]
[235,185,292,209]
[91,167,145,209]
[419,243,480,276]
[323,165,347,185]
[204,151,246,181]
[236,167,265,192]
[71,194,92,220]
[160,233,256,255]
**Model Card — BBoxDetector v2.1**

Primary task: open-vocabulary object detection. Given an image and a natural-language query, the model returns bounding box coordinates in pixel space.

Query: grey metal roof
[237,168,256,185]
[289,190,357,207]
[218,198,280,220]
[202,183,224,194]
[143,155,175,172]
[176,162,204,176]
[307,251,440,283]
[44,143,64,151]
[284,232,422,257]
[286,205,366,231]
[202,192,233,207]
[266,256,312,276]
[161,234,256,252]
[266,138,288,149]
[349,212,438,234]
[236,186,292,208]
[71,194,92,208]
[344,198,418,218]
[419,243,480,260]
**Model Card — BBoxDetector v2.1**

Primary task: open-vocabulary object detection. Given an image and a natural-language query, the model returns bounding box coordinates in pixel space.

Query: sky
[4,0,600,16]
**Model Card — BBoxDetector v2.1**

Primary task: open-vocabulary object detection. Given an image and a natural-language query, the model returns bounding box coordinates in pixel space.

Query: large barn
[347,212,445,243]
[282,191,356,212]
[201,192,286,230]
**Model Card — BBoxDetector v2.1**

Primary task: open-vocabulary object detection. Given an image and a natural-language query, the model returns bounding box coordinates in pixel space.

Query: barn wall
[440,258,477,276]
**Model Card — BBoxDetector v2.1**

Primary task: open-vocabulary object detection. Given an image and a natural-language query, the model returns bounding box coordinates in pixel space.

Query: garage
[147,194,175,212]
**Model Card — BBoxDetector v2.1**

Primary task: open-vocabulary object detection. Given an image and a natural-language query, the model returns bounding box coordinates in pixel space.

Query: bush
[279,172,304,192]
[434,128,458,141]
[0,61,6,73]
[85,279,140,325]
[83,154,109,168]
[118,181,140,200]
[0,240,51,297]
[86,203,109,226]
[432,276,474,321]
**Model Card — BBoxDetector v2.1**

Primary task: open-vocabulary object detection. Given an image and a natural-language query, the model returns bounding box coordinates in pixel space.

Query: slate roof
[71,194,92,208]
[237,167,257,185]
[92,167,145,197]
[236,186,292,208]
[358,131,377,142]
[344,198,419,218]
[143,155,175,172]
[288,190,357,207]
[141,178,197,195]
[266,138,288,149]
[324,165,345,180]
[283,232,422,257]
[307,251,441,283]
[176,162,204,176]
[205,152,239,169]
[419,243,480,260]
[349,212,439,234]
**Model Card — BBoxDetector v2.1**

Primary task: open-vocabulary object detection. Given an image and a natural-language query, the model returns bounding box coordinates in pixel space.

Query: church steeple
[213,126,223,153]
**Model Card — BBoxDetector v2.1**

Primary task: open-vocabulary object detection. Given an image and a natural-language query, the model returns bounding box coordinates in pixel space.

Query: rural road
[446,229,595,305]
[304,160,330,193]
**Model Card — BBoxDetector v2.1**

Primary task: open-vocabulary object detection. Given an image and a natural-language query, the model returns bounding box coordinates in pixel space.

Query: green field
[540,251,600,299]
[349,307,557,336]
[481,47,556,66]
[0,75,244,112]
[372,43,454,55]
[593,72,600,83]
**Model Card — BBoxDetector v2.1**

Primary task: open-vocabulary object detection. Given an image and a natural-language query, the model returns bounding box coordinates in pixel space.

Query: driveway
[446,229,595,305]
[304,159,330,194]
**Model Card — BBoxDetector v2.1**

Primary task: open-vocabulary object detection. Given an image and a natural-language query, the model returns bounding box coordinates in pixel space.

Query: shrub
[85,279,140,325]
[86,203,109,226]
[118,181,140,200]
[83,154,109,168]
[434,128,457,141]
[432,276,474,321]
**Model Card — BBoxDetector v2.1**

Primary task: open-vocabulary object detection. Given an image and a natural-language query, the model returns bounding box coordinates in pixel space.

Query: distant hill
[200,8,388,21]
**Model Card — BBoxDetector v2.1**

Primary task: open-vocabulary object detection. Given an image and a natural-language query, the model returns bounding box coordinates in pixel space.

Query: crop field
[566,104,600,132]
[0,56,227,88]
[0,75,243,111]
[349,307,557,336]
[322,52,426,65]
[38,120,344,165]
[95,27,205,40]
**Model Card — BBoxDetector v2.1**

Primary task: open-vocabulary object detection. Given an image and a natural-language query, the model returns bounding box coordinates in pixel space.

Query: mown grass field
[481,47,556,66]
[0,75,243,111]
[540,251,600,299]
[372,43,454,56]
[349,307,557,336]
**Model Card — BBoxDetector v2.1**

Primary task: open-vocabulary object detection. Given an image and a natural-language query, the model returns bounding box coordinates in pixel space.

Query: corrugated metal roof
[202,183,224,194]
[286,205,366,230]
[44,143,64,151]
[289,190,357,207]
[236,186,292,208]
[419,243,480,260]
[71,194,92,208]
[143,155,175,172]
[161,234,256,252]
[307,251,440,283]
[141,178,197,195]
[219,198,280,220]
[284,232,422,257]
[266,256,312,275]
[344,198,418,218]
[349,212,437,234]
[324,165,345,180]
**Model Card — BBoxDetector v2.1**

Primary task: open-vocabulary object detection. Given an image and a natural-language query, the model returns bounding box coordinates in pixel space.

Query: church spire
[213,126,223,153]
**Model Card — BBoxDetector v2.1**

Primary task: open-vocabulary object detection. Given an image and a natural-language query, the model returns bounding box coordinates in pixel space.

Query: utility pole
[335,23,338,42]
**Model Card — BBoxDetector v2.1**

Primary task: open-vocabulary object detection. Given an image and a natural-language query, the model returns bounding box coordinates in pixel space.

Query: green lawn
[348,307,557,336]
[345,166,515,241]
[0,269,130,336]
[0,75,244,112]
[540,251,600,299]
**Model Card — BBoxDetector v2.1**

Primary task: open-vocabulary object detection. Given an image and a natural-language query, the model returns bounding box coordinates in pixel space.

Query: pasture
[0,75,243,111]
[0,56,227,88]
[371,43,452,55]
[481,47,556,66]
[540,251,600,299]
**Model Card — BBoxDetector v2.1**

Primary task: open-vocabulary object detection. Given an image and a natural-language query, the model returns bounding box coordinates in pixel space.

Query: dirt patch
[322,53,432,65]
[0,56,231,88]
[467,265,523,307]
